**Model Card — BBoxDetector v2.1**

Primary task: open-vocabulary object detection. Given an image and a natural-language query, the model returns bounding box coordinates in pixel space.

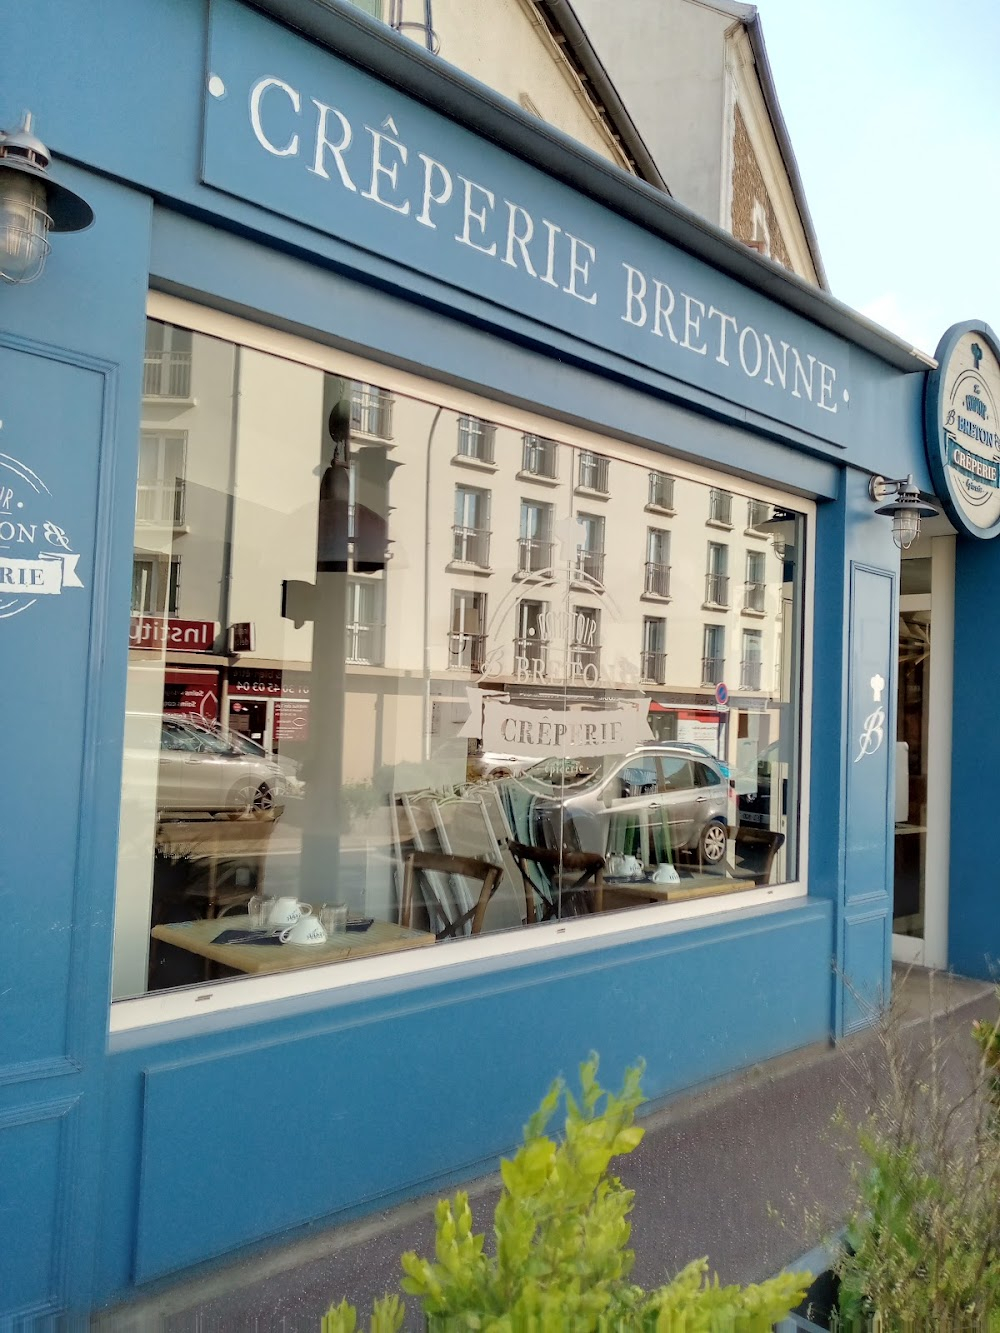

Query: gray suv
[518,744,734,866]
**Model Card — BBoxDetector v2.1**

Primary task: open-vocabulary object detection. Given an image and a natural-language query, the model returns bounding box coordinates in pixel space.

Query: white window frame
[111,293,816,1033]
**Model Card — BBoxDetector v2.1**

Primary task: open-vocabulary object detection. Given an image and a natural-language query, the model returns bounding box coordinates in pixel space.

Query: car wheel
[490,768,512,781]
[699,819,728,866]
[250,783,275,820]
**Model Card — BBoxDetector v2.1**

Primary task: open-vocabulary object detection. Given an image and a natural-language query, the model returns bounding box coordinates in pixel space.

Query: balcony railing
[517,537,553,574]
[705,572,730,606]
[743,580,766,612]
[345,622,385,665]
[640,650,667,684]
[136,481,185,527]
[647,472,674,510]
[740,659,763,690]
[350,384,394,440]
[701,655,725,685]
[457,418,495,463]
[514,636,547,667]
[709,489,733,525]
[452,526,491,567]
[747,499,771,531]
[577,454,609,493]
[522,436,558,479]
[448,632,486,672]
[574,550,605,585]
[644,561,671,598]
[143,351,192,398]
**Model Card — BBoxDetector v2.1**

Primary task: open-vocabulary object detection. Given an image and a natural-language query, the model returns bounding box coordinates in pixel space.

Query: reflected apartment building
[131,318,793,841]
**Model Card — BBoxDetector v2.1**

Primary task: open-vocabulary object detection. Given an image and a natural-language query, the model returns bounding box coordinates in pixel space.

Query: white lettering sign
[479,699,653,759]
[235,70,846,418]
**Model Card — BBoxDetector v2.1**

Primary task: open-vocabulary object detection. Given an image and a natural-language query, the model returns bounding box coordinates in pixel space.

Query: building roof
[737,7,829,290]
[532,0,670,194]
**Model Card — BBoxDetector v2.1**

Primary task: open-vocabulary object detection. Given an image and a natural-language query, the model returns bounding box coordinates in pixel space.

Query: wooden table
[150,915,435,975]
[603,872,757,907]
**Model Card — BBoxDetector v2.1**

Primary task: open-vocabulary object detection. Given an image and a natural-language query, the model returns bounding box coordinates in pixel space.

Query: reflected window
[702,625,725,684]
[522,434,558,479]
[577,450,609,494]
[456,415,495,463]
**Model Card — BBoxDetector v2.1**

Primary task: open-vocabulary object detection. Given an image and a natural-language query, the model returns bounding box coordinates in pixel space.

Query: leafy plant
[324,1055,808,1330]
[835,985,1000,1329]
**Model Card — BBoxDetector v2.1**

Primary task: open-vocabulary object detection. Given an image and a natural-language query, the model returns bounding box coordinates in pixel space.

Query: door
[892,536,954,967]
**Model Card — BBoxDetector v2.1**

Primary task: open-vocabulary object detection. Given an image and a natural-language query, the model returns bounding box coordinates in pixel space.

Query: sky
[755,0,1000,357]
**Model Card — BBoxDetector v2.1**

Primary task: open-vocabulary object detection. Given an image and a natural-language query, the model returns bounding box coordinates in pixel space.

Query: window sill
[640,592,671,604]
[142,394,197,407]
[451,454,497,473]
[351,429,395,446]
[109,884,811,1034]
[744,527,769,539]
[446,560,493,576]
[705,519,733,531]
[135,522,191,537]
[574,485,610,501]
[644,503,676,517]
[515,470,559,486]
[740,606,768,619]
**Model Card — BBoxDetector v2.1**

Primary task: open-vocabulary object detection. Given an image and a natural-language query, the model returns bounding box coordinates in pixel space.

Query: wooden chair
[507,841,606,923]
[726,826,786,884]
[401,850,505,939]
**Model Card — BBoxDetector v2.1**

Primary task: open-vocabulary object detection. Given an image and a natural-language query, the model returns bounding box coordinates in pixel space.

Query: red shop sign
[130,616,218,652]
[163,670,220,724]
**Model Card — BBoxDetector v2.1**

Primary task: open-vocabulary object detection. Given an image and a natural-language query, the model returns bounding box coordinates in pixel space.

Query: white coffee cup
[652,863,680,885]
[268,896,313,927]
[607,854,627,877]
[280,915,327,945]
[622,855,643,878]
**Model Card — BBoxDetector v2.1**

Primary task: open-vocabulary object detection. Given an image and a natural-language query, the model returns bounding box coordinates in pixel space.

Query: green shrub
[323,1055,808,1331]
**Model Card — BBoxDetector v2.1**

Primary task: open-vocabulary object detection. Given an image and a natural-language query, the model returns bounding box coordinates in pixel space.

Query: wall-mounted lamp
[0,113,93,284]
[869,474,940,550]
[756,506,796,558]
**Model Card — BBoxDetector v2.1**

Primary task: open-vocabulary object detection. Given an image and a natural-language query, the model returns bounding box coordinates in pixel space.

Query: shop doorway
[892,535,954,967]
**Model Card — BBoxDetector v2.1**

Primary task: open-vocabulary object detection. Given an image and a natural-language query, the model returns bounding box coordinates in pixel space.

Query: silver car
[157,717,286,818]
[518,744,734,866]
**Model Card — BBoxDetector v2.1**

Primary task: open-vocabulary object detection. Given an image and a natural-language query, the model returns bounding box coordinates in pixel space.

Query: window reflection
[112,316,806,1002]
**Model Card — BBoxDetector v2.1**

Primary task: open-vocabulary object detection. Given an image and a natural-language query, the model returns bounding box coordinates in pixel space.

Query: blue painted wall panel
[950,537,1000,978]
[0,173,152,1320]
[807,472,897,1036]
[99,900,832,1290]
[0,1097,77,1321]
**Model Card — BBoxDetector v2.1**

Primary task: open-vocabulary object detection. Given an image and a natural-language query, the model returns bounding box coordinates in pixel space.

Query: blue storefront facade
[1,0,985,1322]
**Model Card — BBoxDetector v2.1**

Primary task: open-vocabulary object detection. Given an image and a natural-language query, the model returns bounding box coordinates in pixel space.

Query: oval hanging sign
[926,320,1000,540]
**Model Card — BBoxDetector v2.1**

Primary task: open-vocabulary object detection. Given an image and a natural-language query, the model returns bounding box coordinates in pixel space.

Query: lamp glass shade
[893,508,920,550]
[0,169,51,282]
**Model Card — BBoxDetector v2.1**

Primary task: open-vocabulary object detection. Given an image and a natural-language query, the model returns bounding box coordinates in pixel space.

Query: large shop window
[112,316,807,1004]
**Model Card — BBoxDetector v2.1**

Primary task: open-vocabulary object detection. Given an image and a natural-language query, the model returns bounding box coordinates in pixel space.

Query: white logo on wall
[854,672,885,763]
[0,448,85,620]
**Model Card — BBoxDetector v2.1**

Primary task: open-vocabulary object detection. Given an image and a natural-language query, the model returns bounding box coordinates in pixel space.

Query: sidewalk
[94,966,995,1331]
